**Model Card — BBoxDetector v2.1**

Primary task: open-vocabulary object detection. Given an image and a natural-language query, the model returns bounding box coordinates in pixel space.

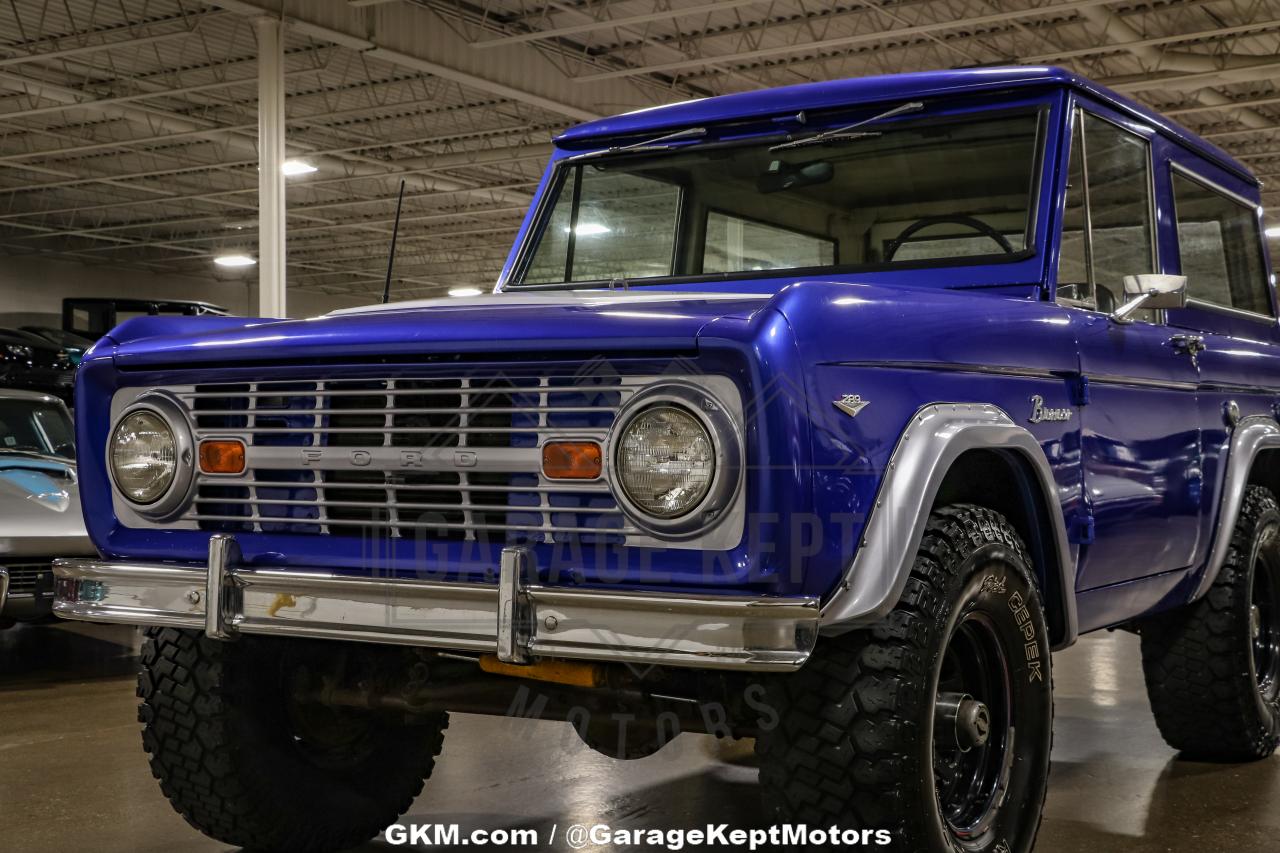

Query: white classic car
[0,389,93,626]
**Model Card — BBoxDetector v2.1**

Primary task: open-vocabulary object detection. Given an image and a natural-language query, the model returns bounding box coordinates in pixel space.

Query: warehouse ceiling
[1,0,1279,302]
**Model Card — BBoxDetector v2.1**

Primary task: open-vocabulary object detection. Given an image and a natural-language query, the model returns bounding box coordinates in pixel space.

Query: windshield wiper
[565,126,708,162]
[769,100,924,152]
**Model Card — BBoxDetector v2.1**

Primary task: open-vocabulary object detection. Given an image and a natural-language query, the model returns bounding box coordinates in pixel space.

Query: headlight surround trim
[605,382,743,537]
[106,392,196,519]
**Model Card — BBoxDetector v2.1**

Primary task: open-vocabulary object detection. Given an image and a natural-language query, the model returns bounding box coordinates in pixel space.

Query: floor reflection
[1,624,1278,852]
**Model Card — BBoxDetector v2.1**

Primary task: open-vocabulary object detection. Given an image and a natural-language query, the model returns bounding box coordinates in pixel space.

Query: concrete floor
[2,623,1277,853]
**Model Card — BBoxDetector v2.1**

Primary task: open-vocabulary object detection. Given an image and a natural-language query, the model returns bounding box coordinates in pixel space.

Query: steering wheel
[883,215,1015,262]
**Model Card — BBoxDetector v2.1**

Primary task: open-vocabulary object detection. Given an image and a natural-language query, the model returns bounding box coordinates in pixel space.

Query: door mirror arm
[1110,290,1155,323]
[1109,274,1188,324]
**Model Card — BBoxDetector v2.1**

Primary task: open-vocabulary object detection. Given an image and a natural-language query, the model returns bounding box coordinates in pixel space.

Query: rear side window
[1172,171,1272,316]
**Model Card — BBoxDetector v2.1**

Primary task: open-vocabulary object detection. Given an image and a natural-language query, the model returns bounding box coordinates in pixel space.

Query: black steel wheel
[933,612,1013,841]
[1141,485,1280,761]
[758,504,1054,853]
[1252,551,1280,702]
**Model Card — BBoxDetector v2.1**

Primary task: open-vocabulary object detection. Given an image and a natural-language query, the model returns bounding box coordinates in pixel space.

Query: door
[1163,159,1280,574]
[1056,103,1203,591]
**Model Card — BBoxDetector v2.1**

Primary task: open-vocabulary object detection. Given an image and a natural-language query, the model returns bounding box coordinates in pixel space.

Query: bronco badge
[1028,394,1072,424]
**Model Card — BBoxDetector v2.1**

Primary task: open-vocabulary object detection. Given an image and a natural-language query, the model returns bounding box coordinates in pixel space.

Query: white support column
[255,15,286,318]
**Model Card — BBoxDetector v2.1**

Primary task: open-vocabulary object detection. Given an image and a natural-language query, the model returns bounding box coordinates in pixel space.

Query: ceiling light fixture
[564,223,610,236]
[282,159,318,176]
[448,287,484,297]
[214,254,257,267]
[1266,225,1280,239]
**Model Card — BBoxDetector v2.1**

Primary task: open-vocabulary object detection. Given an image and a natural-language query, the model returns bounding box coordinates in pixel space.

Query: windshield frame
[0,397,75,459]
[504,99,1052,291]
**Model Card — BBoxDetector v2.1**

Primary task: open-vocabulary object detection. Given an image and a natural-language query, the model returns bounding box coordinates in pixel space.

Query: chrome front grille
[172,374,644,543]
[1,562,52,595]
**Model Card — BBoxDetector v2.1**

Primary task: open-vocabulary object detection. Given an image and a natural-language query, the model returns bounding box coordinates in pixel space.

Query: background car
[61,297,229,342]
[19,327,95,365]
[0,389,93,628]
[0,328,75,406]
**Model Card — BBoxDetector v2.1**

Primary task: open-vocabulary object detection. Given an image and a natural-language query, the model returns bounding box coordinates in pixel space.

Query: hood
[108,291,771,368]
[0,455,92,557]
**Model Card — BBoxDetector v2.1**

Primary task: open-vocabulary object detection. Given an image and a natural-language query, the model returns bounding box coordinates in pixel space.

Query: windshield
[24,328,91,349]
[0,399,75,458]
[517,110,1041,287]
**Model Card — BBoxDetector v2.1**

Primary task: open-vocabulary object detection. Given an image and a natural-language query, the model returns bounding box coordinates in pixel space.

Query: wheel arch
[819,403,1078,649]
[1194,416,1280,601]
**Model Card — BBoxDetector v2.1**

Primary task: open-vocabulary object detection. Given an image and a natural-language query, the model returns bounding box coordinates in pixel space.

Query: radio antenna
[381,179,407,304]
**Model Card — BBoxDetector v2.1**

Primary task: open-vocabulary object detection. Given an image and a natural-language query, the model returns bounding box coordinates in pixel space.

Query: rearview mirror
[757,159,834,194]
[1111,274,1188,322]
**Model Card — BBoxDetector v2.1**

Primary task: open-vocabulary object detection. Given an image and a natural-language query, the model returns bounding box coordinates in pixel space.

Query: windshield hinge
[1071,375,1091,407]
[1069,513,1096,546]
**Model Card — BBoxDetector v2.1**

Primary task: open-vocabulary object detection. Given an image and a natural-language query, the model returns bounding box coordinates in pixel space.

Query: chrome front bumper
[53,536,818,672]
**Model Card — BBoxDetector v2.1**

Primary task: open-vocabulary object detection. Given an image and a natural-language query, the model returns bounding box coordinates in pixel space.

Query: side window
[524,168,577,284]
[1056,115,1091,303]
[1055,111,1156,317]
[703,211,835,273]
[1082,114,1155,312]
[1172,171,1273,317]
[523,166,681,284]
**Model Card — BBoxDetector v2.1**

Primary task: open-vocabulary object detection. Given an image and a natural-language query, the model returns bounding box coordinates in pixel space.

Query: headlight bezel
[107,392,196,519]
[606,383,742,537]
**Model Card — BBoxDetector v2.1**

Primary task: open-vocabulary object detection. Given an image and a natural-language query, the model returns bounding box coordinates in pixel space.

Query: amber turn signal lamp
[542,441,602,480]
[199,439,246,475]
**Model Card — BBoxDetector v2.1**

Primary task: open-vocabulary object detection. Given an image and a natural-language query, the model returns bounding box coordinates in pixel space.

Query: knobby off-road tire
[1140,484,1280,761]
[138,628,448,852]
[757,505,1054,853]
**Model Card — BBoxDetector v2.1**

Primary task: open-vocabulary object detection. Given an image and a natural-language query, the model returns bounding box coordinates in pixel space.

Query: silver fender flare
[1192,415,1280,602]
[819,403,1078,647]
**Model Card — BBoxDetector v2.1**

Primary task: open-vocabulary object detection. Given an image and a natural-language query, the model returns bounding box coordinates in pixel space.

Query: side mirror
[1111,274,1188,322]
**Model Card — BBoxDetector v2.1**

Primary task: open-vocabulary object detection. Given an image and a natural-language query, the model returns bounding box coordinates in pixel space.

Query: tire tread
[757,504,1053,848]
[1140,485,1280,761]
[138,628,446,852]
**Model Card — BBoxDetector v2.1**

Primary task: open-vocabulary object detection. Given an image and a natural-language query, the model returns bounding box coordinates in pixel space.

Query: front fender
[819,403,1078,647]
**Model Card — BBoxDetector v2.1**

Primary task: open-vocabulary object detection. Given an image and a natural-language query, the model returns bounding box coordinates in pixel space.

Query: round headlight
[110,409,177,504]
[616,405,716,519]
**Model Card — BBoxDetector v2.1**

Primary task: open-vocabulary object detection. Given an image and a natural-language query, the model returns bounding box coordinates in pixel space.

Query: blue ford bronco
[56,66,1280,852]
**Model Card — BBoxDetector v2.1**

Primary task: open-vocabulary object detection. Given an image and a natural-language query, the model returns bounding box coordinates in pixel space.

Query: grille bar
[201,496,624,514]
[179,386,568,398]
[229,478,611,494]
[189,406,610,417]
[184,514,629,536]
[204,426,604,436]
